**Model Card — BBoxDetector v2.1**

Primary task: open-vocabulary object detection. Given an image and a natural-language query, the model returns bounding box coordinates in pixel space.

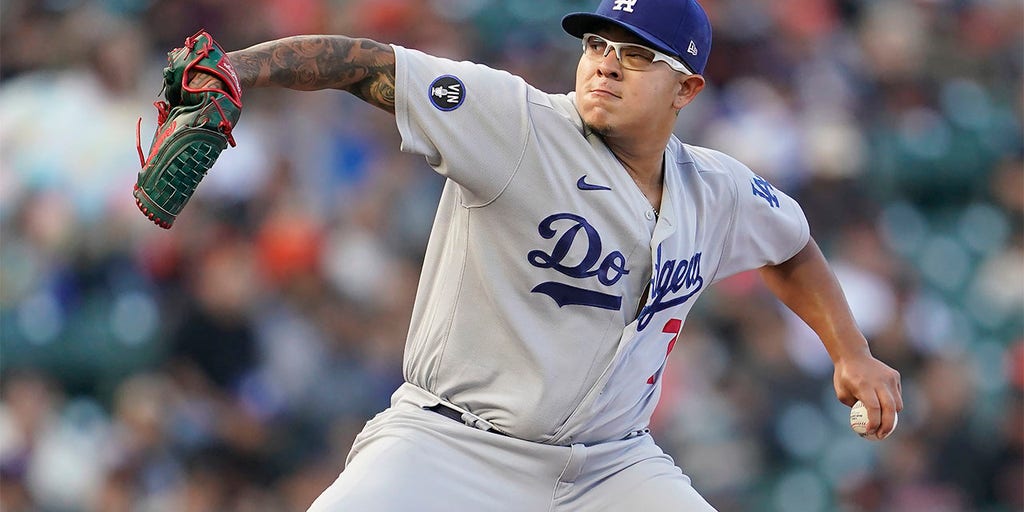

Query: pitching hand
[833,352,902,440]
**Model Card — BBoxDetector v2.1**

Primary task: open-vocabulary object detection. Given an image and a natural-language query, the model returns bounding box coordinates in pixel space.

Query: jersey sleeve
[392,45,532,206]
[713,166,810,282]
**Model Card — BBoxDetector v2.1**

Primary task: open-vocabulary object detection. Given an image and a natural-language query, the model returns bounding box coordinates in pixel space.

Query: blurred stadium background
[0,0,1021,511]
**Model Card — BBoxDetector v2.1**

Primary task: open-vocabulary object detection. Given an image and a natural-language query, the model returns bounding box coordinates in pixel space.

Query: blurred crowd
[1,0,1022,511]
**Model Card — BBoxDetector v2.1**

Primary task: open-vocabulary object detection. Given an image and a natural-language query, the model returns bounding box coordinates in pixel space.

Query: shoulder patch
[429,75,465,111]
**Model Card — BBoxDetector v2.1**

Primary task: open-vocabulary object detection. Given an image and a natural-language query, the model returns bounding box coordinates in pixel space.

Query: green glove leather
[134,30,242,229]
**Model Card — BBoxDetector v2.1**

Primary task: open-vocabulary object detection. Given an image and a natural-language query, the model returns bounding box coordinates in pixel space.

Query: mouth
[588,87,620,99]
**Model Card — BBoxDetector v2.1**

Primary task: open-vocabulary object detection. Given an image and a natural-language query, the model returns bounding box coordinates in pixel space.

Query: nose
[596,47,622,79]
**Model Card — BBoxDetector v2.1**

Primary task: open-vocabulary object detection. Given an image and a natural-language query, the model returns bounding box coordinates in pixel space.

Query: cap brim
[562,12,678,59]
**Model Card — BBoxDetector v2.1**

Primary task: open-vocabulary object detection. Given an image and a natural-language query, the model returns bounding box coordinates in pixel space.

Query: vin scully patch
[429,75,465,111]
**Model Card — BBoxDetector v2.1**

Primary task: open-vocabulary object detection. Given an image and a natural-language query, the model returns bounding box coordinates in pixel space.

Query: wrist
[831,343,872,365]
[226,52,257,90]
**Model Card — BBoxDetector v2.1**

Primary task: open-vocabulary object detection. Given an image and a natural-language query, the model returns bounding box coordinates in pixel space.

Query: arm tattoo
[228,36,396,113]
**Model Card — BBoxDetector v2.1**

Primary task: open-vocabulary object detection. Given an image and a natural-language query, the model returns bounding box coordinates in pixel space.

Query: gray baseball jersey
[393,46,808,446]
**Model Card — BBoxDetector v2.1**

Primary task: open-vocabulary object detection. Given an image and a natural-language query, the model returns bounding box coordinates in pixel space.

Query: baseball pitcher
[135,0,903,510]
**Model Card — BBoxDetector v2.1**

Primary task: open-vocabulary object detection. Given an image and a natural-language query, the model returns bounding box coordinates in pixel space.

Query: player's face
[574,26,704,139]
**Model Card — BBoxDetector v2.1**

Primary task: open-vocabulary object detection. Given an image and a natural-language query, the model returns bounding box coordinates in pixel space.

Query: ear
[672,75,705,110]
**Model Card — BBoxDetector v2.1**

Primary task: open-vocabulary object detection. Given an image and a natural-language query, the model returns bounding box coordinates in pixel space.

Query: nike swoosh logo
[577,175,611,191]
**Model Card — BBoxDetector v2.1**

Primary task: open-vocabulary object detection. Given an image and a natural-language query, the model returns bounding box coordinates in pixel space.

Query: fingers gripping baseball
[834,355,902,440]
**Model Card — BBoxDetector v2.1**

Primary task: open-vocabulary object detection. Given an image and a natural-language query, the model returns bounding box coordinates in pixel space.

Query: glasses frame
[581,33,693,75]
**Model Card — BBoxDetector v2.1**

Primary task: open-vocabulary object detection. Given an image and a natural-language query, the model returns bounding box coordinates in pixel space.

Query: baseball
[850,400,897,439]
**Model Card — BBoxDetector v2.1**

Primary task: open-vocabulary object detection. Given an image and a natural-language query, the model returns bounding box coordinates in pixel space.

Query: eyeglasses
[581,33,692,75]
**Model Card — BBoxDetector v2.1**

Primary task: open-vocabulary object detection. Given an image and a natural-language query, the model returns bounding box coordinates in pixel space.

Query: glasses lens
[584,35,608,56]
[583,35,658,71]
[617,44,656,70]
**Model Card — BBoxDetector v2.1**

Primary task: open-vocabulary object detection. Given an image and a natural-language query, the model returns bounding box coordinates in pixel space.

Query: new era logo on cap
[563,0,712,75]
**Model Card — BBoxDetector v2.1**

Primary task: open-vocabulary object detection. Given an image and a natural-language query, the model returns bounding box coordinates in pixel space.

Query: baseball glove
[134,30,242,229]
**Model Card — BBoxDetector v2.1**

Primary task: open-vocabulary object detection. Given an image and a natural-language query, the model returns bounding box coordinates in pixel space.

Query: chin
[580,110,615,137]
[586,122,613,137]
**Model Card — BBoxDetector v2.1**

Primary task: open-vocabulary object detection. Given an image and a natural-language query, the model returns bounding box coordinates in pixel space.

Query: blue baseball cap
[562,0,712,75]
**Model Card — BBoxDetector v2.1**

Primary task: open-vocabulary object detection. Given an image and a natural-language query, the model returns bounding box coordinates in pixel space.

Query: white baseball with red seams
[851,400,898,438]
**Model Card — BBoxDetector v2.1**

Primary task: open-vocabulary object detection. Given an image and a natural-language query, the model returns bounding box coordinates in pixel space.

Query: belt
[426,403,509,437]
[426,403,648,441]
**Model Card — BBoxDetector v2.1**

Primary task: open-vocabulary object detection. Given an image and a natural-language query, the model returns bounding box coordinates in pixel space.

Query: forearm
[758,238,870,363]
[226,35,396,112]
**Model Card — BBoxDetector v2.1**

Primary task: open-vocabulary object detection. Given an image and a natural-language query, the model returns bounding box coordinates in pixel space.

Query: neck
[604,136,666,212]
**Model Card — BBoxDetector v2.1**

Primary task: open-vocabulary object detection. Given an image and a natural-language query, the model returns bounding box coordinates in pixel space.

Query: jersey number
[648,318,682,384]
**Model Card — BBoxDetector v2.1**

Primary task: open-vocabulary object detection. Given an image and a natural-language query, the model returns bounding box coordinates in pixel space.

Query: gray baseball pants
[308,383,717,511]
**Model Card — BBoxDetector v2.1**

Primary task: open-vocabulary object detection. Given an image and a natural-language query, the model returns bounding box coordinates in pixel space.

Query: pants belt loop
[558,444,587,484]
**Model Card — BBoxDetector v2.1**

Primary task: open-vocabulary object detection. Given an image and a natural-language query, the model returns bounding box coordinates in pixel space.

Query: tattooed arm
[215,36,396,113]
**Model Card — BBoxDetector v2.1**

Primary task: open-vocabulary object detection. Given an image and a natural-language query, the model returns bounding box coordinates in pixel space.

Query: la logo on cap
[612,0,638,13]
